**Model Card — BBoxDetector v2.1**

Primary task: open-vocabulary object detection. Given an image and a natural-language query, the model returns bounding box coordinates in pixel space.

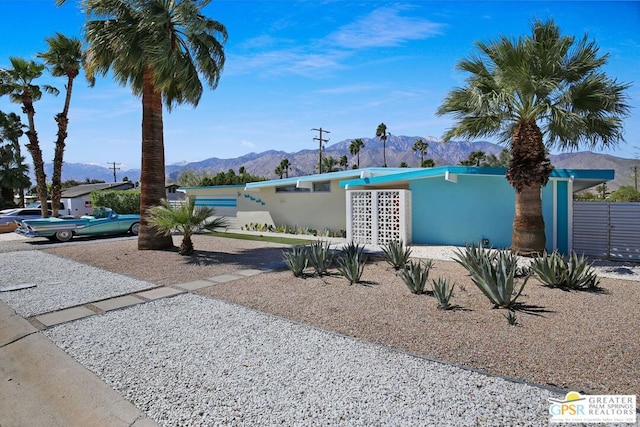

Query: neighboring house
[182,167,614,254]
[60,181,136,216]
[165,184,187,206]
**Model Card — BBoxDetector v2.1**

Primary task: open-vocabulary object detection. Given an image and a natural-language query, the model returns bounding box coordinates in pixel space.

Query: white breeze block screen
[346,190,411,246]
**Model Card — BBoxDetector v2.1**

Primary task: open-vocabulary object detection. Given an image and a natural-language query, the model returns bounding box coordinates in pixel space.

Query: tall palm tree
[274,164,284,179]
[147,197,227,256]
[0,111,28,206]
[0,58,59,217]
[74,0,227,250]
[437,20,629,255]
[37,33,84,218]
[375,123,388,167]
[349,138,365,168]
[412,139,429,167]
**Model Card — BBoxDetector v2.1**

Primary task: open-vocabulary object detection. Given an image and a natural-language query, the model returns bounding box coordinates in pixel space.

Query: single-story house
[61,181,136,216]
[182,167,614,254]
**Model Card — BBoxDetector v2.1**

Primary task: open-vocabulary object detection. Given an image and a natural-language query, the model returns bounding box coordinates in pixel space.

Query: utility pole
[107,162,121,183]
[311,128,330,173]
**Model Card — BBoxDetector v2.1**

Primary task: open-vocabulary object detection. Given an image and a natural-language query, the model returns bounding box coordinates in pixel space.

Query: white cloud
[327,7,445,50]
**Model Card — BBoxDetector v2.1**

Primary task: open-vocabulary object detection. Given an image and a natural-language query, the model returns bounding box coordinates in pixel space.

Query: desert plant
[147,197,227,255]
[282,246,308,277]
[531,251,600,290]
[381,239,412,270]
[504,310,518,326]
[431,277,455,310]
[307,240,334,276]
[401,260,432,294]
[336,250,367,285]
[453,244,528,308]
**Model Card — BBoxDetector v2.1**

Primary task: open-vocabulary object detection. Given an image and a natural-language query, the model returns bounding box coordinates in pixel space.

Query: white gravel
[45,292,563,426]
[0,251,156,316]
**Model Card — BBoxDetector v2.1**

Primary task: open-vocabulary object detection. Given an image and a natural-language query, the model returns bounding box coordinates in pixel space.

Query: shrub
[531,251,600,290]
[307,240,334,277]
[431,277,455,310]
[381,239,412,270]
[282,246,308,277]
[401,260,432,294]
[91,189,140,214]
[453,243,528,309]
[336,243,367,285]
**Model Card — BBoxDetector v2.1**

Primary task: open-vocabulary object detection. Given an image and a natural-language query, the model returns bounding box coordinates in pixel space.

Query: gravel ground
[44,293,562,426]
[2,232,639,424]
[0,250,157,316]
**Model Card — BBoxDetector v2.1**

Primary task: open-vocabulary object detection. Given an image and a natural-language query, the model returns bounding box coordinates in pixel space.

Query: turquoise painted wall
[410,175,515,249]
[410,175,568,251]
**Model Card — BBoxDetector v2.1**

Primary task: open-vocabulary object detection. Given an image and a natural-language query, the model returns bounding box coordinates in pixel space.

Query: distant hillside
[36,136,637,191]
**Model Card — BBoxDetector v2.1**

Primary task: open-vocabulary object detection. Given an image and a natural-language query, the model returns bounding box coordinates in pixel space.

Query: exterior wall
[410,175,515,249]
[182,186,242,217]
[410,174,569,252]
[240,179,347,233]
[62,197,94,216]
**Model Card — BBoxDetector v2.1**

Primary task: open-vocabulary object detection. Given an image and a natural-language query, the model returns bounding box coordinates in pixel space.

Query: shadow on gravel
[184,247,285,269]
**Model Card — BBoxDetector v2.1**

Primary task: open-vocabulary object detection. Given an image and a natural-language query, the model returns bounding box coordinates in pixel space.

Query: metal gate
[573,202,640,261]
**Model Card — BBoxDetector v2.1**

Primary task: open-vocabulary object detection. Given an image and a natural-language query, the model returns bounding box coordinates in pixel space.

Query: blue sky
[0,0,638,170]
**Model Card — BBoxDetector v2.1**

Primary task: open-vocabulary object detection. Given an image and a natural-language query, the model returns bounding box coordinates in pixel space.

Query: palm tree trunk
[179,234,194,256]
[50,75,75,217]
[512,184,546,255]
[138,68,173,250]
[507,120,552,256]
[22,96,48,217]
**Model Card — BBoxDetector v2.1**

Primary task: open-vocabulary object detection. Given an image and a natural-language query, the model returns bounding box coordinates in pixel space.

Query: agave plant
[431,277,455,310]
[531,251,599,290]
[504,310,518,326]
[453,244,528,309]
[336,241,367,285]
[282,246,308,277]
[401,260,432,294]
[307,240,334,277]
[381,239,412,270]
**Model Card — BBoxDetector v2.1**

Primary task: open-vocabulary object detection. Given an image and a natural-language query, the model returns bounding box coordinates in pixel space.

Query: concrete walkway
[0,263,276,427]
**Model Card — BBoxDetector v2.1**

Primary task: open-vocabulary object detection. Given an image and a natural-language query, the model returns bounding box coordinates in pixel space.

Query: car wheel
[129,222,140,235]
[54,230,73,242]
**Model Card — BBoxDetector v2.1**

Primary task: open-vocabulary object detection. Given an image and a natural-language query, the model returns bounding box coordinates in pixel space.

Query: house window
[275,185,310,193]
[313,181,331,192]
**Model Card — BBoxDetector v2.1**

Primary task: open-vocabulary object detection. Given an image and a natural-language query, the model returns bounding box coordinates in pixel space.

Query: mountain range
[41,136,638,191]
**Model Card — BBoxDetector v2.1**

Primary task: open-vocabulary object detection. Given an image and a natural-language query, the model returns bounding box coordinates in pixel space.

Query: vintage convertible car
[16,207,140,242]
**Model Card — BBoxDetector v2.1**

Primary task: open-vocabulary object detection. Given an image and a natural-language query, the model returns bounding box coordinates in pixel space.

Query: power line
[311,128,330,173]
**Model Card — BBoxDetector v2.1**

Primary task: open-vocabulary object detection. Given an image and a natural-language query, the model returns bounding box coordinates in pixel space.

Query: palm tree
[0,58,59,217]
[412,139,429,167]
[321,156,339,173]
[274,164,284,179]
[75,0,227,250]
[147,197,227,256]
[279,158,291,178]
[0,144,31,209]
[349,138,365,168]
[0,111,28,206]
[37,33,84,218]
[459,151,487,166]
[339,155,348,170]
[437,20,629,255]
[375,123,388,167]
